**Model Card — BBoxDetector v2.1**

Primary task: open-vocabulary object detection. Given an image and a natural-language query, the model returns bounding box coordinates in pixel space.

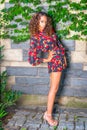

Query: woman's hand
[47,50,56,62]
[64,56,67,67]
[43,50,55,63]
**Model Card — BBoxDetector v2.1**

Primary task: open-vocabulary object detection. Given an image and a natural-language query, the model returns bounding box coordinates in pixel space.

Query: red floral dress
[28,31,67,73]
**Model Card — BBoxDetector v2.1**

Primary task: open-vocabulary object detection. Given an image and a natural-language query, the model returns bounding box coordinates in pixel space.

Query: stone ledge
[15,94,87,108]
[1,61,47,67]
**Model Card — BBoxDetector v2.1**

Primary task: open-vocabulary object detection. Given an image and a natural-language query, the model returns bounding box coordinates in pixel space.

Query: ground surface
[3,104,87,130]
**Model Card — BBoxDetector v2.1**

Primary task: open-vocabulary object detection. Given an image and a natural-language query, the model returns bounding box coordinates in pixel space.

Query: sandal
[43,111,58,126]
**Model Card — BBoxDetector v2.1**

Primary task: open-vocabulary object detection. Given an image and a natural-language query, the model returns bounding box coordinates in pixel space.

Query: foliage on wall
[0,0,87,43]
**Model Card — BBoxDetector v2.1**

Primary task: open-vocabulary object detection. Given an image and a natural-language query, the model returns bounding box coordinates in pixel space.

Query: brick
[71,78,87,87]
[62,39,75,51]
[6,67,38,76]
[69,63,83,70]
[12,84,49,95]
[75,121,84,130]
[38,68,49,77]
[15,77,49,85]
[58,86,87,97]
[71,51,85,63]
[75,40,86,51]
[66,69,87,78]
[1,39,11,49]
[2,49,22,61]
[83,65,87,71]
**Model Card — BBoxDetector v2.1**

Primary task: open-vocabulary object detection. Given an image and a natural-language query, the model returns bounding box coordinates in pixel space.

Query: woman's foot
[43,111,58,126]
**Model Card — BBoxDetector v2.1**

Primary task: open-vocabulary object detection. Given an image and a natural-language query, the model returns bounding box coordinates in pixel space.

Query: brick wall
[1,1,87,106]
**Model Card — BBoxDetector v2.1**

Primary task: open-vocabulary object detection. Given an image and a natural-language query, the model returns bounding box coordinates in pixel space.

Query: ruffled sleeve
[52,33,65,48]
[48,32,66,55]
[28,36,43,66]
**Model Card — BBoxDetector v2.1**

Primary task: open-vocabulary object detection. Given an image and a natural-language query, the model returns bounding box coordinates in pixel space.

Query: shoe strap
[45,111,52,117]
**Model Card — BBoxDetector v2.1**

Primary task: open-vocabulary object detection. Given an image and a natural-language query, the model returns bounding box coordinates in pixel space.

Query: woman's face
[39,15,47,31]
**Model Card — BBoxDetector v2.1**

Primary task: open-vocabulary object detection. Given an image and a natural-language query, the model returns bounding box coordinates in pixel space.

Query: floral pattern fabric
[28,31,67,73]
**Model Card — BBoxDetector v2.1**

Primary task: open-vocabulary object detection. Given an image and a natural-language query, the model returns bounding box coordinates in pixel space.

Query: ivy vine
[0,0,87,43]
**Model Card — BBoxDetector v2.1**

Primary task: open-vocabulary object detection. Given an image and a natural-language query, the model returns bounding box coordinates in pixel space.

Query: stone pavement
[3,104,87,130]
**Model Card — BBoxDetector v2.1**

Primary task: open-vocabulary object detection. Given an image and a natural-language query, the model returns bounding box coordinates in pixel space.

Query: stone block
[1,39,11,49]
[12,84,49,95]
[75,40,86,51]
[71,78,87,87]
[38,68,49,77]
[69,63,83,70]
[2,49,22,61]
[59,86,87,97]
[62,39,75,51]
[71,51,85,63]
[1,67,6,73]
[83,65,87,71]
[11,41,29,49]
[7,76,15,85]
[15,77,49,85]
[6,67,38,76]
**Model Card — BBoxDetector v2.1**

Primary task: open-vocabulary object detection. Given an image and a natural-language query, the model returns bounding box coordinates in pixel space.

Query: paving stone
[4,126,20,130]
[85,120,87,130]
[27,112,37,120]
[3,107,87,130]
[58,121,74,130]
[56,125,68,130]
[6,119,16,127]
[59,114,67,121]
[27,123,40,130]
[75,121,84,130]
[3,126,10,130]
[68,115,74,122]
[75,113,87,118]
[30,112,43,124]
[21,122,30,128]
[28,127,38,130]
[15,116,26,127]
[14,110,29,115]
[40,124,49,129]
[78,117,87,122]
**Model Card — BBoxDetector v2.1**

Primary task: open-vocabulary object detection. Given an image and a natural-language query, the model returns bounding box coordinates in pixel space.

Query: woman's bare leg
[47,71,62,115]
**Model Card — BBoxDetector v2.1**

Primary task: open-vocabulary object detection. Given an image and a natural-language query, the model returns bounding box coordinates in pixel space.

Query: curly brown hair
[29,11,55,37]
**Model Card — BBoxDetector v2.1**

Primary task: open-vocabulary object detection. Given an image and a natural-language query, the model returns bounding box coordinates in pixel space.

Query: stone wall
[1,0,87,106]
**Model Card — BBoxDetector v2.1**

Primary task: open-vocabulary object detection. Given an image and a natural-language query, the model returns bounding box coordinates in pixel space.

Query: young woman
[28,11,67,126]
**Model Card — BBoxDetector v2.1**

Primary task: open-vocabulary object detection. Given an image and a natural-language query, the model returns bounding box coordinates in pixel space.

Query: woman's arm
[42,58,49,63]
[43,50,55,63]
[28,36,43,66]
